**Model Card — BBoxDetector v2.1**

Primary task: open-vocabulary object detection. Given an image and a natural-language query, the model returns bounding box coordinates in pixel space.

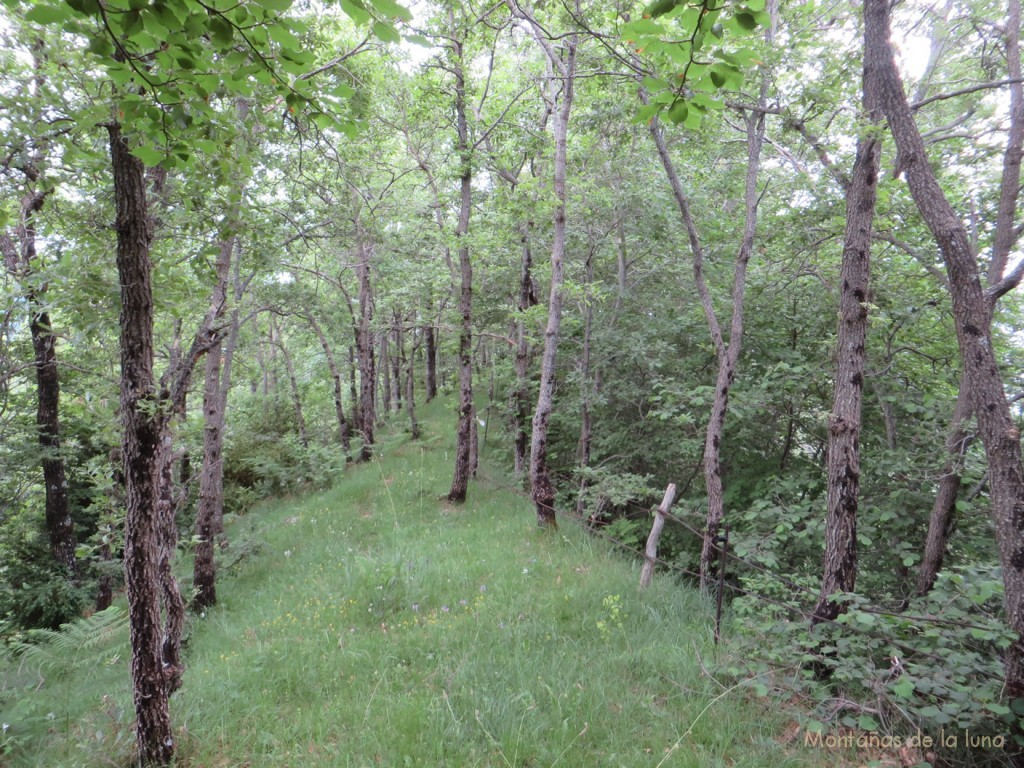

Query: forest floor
[2,400,829,767]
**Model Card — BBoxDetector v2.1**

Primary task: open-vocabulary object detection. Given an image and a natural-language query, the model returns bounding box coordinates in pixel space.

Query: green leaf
[130,145,165,166]
[642,76,669,93]
[268,23,301,48]
[26,2,72,23]
[667,100,688,125]
[260,0,293,11]
[371,0,412,22]
[403,34,432,47]
[340,0,370,24]
[645,0,678,18]
[892,677,914,699]
[208,16,234,49]
[734,11,758,31]
[623,18,665,37]
[372,20,400,44]
[857,714,878,732]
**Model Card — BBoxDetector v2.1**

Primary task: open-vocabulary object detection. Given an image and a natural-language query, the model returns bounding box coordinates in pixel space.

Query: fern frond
[15,607,128,676]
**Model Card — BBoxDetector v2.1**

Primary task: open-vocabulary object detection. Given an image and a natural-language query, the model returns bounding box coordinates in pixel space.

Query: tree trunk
[447,20,475,504]
[405,319,420,439]
[513,225,536,481]
[916,0,1023,597]
[108,121,174,766]
[275,321,308,449]
[391,321,402,414]
[643,91,765,587]
[348,345,359,412]
[522,16,577,528]
[865,0,1024,702]
[917,374,971,596]
[1,184,76,576]
[192,236,235,610]
[380,330,392,415]
[356,233,376,462]
[424,321,437,402]
[812,84,882,626]
[307,313,352,458]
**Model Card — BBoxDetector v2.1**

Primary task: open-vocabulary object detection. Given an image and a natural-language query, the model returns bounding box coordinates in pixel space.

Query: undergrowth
[1,400,818,767]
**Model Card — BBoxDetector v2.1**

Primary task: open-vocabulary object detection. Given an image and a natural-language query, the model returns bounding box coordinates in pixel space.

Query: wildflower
[479,584,487,592]
[442,605,450,613]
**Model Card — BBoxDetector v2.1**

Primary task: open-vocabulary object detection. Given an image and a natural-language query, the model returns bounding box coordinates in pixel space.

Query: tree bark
[916,372,971,596]
[916,0,1024,597]
[424,321,437,402]
[380,330,392,415]
[192,236,235,610]
[356,231,376,462]
[513,225,537,481]
[446,12,475,504]
[275,320,308,449]
[515,4,577,527]
[0,157,76,577]
[812,82,882,626]
[865,0,1024,701]
[642,81,765,587]
[307,313,352,458]
[108,121,174,766]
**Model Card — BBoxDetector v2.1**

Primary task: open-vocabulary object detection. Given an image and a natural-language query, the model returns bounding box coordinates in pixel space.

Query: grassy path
[4,407,816,767]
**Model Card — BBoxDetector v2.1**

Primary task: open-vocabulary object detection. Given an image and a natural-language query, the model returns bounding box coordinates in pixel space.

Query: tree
[509,0,579,528]
[811,61,883,627]
[0,36,76,577]
[864,0,1024,702]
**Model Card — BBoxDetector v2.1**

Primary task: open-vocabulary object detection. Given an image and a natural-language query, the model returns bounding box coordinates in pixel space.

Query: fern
[15,607,128,677]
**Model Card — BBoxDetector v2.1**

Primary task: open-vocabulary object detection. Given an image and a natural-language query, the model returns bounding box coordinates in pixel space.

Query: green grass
[1,400,816,767]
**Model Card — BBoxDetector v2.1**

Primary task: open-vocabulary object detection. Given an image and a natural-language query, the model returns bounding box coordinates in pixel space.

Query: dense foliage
[2,0,1024,763]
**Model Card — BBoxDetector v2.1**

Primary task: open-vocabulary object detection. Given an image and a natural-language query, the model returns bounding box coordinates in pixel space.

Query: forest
[2,0,1024,764]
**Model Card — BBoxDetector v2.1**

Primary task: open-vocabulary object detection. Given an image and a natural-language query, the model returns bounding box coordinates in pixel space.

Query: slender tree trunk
[865,0,1024,702]
[1,181,76,576]
[424,321,437,402]
[517,10,577,527]
[31,303,76,574]
[513,226,536,481]
[917,375,971,595]
[154,430,185,694]
[391,320,403,413]
[213,253,243,543]
[916,0,1023,597]
[380,331,392,415]
[274,321,308,449]
[812,84,882,626]
[405,320,420,439]
[307,314,351,458]
[192,236,234,610]
[447,19,475,504]
[348,345,358,412]
[356,233,376,462]
[108,121,174,766]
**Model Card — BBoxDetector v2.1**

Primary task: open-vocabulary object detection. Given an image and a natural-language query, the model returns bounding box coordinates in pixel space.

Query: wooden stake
[640,484,677,589]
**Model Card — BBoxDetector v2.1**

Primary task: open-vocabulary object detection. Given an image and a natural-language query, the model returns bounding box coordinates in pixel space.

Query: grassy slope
[4,400,815,767]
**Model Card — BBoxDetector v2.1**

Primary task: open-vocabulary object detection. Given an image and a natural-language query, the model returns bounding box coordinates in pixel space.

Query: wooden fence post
[640,483,677,589]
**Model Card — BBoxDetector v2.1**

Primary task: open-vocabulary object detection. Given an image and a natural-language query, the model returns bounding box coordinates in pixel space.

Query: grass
[1,399,817,767]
